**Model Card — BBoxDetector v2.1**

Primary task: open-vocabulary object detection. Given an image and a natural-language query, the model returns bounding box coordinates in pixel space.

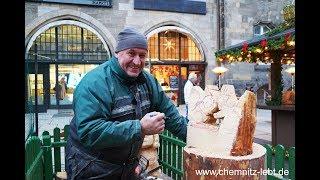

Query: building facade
[25,0,293,112]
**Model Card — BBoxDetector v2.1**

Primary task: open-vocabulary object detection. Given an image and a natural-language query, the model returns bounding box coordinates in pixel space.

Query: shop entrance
[26,63,99,111]
[49,64,98,109]
[25,63,50,112]
[150,64,205,106]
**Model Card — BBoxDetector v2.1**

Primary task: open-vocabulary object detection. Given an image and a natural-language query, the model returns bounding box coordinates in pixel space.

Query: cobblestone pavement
[36,105,271,172]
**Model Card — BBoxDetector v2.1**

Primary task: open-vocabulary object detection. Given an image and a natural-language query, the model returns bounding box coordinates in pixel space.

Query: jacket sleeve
[148,76,187,142]
[73,77,143,149]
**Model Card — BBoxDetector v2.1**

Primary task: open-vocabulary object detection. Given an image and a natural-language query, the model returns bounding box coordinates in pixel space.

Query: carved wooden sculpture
[184,85,266,179]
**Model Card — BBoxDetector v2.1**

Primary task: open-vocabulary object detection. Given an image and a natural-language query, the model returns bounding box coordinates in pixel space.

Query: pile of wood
[139,134,161,177]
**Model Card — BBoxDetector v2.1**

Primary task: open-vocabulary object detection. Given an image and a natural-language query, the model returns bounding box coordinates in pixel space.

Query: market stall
[214,4,295,147]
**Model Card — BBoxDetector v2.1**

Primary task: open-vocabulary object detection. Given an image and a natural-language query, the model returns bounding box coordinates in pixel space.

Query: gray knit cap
[115,27,148,53]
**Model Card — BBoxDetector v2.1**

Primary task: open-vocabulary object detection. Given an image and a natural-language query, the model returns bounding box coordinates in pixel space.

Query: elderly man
[65,27,187,180]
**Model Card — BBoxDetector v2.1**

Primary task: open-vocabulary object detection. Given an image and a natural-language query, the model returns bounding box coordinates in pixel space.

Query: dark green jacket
[67,57,187,166]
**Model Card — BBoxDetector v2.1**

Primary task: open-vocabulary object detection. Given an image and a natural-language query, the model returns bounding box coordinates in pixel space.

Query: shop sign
[134,0,206,15]
[169,76,179,89]
[26,0,112,7]
[189,65,204,71]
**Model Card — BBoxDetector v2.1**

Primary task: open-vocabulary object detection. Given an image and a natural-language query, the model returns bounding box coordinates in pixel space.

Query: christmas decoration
[214,4,295,106]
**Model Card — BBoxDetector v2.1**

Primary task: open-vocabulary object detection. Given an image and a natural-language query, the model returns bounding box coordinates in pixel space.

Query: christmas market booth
[215,14,295,148]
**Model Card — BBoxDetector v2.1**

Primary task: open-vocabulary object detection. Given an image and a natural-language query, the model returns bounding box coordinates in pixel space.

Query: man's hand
[140,112,165,136]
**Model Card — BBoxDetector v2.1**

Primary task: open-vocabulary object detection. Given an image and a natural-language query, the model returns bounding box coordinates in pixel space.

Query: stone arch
[141,16,210,62]
[25,9,116,56]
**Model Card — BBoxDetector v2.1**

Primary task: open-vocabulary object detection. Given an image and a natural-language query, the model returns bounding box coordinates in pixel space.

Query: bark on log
[183,143,266,180]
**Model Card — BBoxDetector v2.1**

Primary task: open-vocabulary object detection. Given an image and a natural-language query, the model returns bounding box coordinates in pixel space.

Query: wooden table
[257,104,295,148]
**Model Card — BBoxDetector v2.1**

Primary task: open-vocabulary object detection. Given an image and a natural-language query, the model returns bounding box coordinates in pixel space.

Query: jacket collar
[110,56,146,85]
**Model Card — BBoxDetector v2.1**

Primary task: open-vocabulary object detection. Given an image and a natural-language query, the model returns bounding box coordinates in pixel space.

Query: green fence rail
[25,125,295,180]
[264,144,295,180]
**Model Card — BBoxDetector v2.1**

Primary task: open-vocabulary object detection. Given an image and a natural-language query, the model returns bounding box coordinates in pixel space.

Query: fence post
[25,136,44,180]
[43,135,53,180]
[163,131,168,174]
[54,127,62,173]
[64,125,70,170]
[177,145,182,180]
[264,144,273,170]
[64,125,70,140]
[42,131,49,136]
[274,144,285,173]
[172,143,177,180]
[288,147,295,180]
[168,134,172,178]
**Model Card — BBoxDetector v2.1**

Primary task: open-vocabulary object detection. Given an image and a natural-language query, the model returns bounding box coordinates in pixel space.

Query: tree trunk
[183,143,266,180]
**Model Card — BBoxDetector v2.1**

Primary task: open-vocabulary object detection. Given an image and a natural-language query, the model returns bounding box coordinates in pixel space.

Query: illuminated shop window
[28,24,110,61]
[148,33,159,61]
[151,65,180,105]
[148,30,202,62]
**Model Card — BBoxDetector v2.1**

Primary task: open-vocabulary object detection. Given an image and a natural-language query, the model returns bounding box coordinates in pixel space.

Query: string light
[288,40,295,46]
[255,48,262,53]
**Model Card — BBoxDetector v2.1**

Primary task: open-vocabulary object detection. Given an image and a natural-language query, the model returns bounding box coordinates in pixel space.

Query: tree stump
[183,143,266,180]
[185,85,266,179]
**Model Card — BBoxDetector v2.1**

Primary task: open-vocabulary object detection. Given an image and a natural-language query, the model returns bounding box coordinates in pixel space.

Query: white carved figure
[187,84,257,156]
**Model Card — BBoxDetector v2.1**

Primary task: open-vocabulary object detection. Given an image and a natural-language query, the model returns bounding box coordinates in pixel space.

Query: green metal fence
[159,130,186,180]
[25,136,44,180]
[25,126,295,180]
[42,125,70,180]
[264,144,295,180]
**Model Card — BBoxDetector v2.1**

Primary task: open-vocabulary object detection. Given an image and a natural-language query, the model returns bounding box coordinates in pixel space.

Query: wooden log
[139,134,161,177]
[183,143,266,180]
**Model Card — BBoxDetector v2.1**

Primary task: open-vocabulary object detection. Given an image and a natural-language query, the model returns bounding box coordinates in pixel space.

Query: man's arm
[73,79,143,149]
[148,75,187,142]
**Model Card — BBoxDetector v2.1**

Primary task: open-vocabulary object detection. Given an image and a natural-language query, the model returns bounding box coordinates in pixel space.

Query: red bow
[285,33,291,42]
[242,42,248,52]
[260,39,267,47]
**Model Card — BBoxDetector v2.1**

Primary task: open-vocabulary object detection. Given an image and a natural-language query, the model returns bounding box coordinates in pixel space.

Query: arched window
[27,24,110,62]
[148,30,203,62]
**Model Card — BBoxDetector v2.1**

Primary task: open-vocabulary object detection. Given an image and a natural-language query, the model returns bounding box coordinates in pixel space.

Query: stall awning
[215,27,295,64]
[217,28,295,53]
